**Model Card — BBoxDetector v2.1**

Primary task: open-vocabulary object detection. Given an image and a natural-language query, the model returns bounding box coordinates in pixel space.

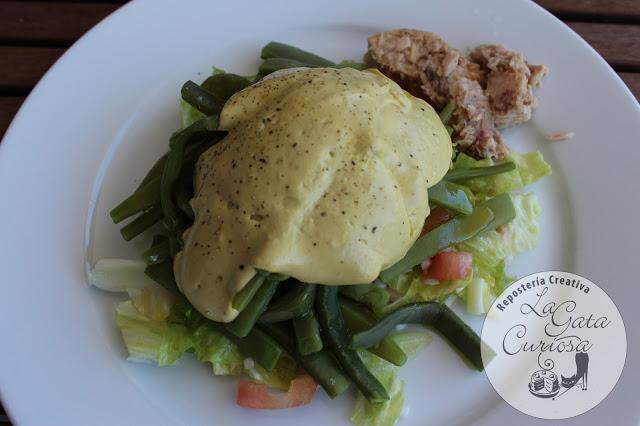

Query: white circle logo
[481,271,626,419]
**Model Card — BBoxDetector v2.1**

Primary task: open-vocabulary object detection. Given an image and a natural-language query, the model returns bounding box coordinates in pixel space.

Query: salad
[90,30,551,426]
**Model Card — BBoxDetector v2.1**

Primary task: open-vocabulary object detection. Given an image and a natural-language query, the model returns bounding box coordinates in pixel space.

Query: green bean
[444,161,516,182]
[175,189,194,220]
[258,58,320,76]
[119,205,164,241]
[428,180,473,215]
[435,306,484,371]
[201,73,252,103]
[351,303,440,349]
[292,311,323,355]
[169,302,202,328]
[137,153,167,190]
[110,176,161,224]
[180,80,224,116]
[168,235,181,258]
[380,194,515,282]
[148,234,166,250]
[161,118,222,233]
[315,286,389,403]
[260,322,351,398]
[169,303,283,371]
[231,272,268,311]
[336,60,367,70]
[259,283,316,323]
[213,323,283,371]
[144,261,180,295]
[338,283,389,311]
[226,275,281,337]
[339,298,407,367]
[351,302,483,371]
[142,238,170,265]
[174,174,194,220]
[160,142,187,233]
[134,119,222,198]
[261,41,336,67]
[439,101,456,124]
[471,193,516,235]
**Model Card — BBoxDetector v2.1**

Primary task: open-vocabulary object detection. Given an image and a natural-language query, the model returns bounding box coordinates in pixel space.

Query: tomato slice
[236,375,317,409]
[422,251,472,281]
[421,207,452,235]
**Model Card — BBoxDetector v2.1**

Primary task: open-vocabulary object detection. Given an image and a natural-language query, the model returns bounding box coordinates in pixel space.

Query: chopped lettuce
[89,258,157,292]
[117,297,245,374]
[382,271,471,314]
[457,193,541,312]
[389,331,433,359]
[180,100,206,128]
[116,301,193,366]
[244,356,299,390]
[116,286,301,384]
[460,274,493,315]
[192,324,244,375]
[128,286,174,321]
[452,151,551,199]
[458,193,541,275]
[351,332,431,426]
[382,193,540,315]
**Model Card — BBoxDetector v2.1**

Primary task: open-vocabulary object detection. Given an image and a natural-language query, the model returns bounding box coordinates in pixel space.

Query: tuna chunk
[449,76,506,159]
[366,29,547,159]
[470,44,548,128]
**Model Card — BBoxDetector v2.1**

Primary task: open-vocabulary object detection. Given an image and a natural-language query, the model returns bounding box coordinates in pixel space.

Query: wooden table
[0,0,638,423]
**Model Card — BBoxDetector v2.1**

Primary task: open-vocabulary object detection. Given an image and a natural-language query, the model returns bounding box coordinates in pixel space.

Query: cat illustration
[561,352,589,391]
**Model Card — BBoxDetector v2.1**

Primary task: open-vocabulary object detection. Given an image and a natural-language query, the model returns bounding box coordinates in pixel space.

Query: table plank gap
[0,96,26,138]
[535,0,640,23]
[0,1,119,44]
[566,22,640,70]
[0,46,66,91]
[618,72,640,99]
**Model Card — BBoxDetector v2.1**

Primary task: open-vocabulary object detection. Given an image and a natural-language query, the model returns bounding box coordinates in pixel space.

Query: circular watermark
[481,271,626,419]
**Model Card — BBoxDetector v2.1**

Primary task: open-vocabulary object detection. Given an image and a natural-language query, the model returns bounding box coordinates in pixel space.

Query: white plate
[1,0,638,425]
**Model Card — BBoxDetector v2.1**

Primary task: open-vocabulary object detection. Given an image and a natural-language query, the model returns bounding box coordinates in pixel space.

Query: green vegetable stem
[351,302,484,371]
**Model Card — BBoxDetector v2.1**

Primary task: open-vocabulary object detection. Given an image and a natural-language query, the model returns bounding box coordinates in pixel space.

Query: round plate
[1,0,638,425]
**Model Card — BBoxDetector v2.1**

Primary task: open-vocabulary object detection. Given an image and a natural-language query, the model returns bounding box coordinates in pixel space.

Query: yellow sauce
[174,68,451,322]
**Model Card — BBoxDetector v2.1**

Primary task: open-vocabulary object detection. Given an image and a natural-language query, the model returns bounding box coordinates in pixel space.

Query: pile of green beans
[257,41,366,78]
[109,42,524,403]
[351,302,484,371]
[380,193,516,282]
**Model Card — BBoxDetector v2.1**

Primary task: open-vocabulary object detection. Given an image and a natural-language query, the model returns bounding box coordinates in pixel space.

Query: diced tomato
[421,207,452,235]
[422,251,472,281]
[236,375,317,409]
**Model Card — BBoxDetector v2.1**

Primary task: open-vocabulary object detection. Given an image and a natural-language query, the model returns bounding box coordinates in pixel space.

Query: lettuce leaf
[351,332,431,426]
[452,151,551,199]
[180,99,206,128]
[117,287,300,385]
[127,286,175,321]
[116,283,242,373]
[89,259,158,292]
[381,271,471,314]
[243,356,299,390]
[383,193,540,315]
[192,324,244,375]
[457,193,541,311]
[458,193,541,272]
[116,301,193,366]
